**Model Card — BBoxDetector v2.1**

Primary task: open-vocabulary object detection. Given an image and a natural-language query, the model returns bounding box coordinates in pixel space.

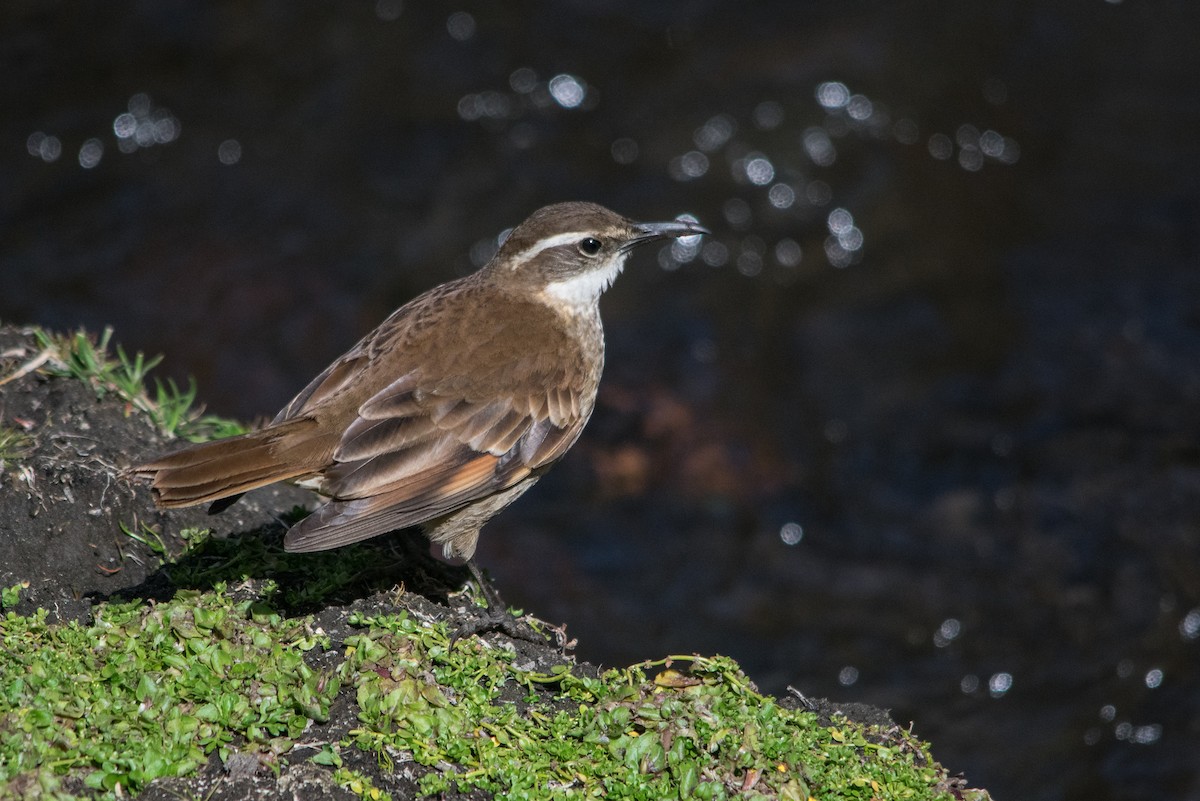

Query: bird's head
[486,201,709,308]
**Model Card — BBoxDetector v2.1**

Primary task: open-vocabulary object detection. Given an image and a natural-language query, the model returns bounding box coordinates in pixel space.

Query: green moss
[333,766,393,801]
[0,581,959,801]
[0,584,23,611]
[338,611,951,801]
[0,586,336,798]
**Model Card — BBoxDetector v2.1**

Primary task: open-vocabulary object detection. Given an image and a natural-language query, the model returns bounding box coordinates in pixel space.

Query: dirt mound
[0,323,985,801]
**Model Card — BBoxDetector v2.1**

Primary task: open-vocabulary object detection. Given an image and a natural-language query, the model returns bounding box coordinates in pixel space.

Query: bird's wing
[282,362,591,553]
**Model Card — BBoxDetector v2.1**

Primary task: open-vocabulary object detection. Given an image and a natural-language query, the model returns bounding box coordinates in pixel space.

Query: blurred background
[4,1,1200,798]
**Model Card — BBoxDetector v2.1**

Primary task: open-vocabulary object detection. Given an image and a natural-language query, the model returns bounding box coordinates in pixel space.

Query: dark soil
[0,323,916,800]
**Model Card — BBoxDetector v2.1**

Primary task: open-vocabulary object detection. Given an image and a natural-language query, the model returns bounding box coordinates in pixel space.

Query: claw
[450,560,550,646]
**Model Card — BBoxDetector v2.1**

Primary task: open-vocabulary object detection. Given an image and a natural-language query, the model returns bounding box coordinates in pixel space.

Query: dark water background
[4,2,1200,798]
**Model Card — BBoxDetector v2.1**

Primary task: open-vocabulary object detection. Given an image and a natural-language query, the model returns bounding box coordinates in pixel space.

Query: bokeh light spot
[469,237,498,268]
[693,114,736,152]
[803,127,836,166]
[774,239,802,267]
[744,155,775,186]
[846,94,873,121]
[27,131,62,163]
[509,67,538,93]
[1180,607,1200,640]
[959,146,984,171]
[111,94,180,154]
[723,197,752,229]
[736,250,762,277]
[753,100,784,130]
[980,129,1005,157]
[825,237,853,268]
[767,183,795,209]
[700,240,728,267]
[548,74,586,108]
[671,236,701,264]
[217,139,242,165]
[933,618,962,648]
[669,150,709,181]
[928,133,953,160]
[815,81,850,109]
[894,118,920,144]
[827,207,854,235]
[78,138,104,169]
[1131,725,1161,745]
[779,522,803,545]
[446,11,476,41]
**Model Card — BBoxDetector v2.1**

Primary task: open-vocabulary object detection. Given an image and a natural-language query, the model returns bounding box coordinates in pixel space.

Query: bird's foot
[451,605,541,645]
[451,560,550,647]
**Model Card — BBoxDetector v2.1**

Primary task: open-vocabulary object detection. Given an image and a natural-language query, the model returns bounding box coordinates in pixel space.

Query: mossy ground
[0,324,989,801]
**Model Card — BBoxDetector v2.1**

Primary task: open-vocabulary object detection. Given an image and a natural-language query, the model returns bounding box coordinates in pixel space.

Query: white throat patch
[542,256,627,307]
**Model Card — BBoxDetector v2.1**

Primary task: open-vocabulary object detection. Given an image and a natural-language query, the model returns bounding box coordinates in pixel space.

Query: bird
[132,201,708,629]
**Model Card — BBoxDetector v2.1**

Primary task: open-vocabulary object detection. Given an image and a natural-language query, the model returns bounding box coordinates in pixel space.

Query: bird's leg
[467,558,508,613]
[451,559,545,645]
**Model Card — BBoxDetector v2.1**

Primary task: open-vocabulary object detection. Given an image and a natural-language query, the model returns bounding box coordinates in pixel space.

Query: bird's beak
[635,219,711,241]
[623,218,710,253]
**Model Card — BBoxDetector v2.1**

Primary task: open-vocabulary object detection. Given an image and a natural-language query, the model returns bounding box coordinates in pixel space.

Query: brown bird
[133,201,707,625]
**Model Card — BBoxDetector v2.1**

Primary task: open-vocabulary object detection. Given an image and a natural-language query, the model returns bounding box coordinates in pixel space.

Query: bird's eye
[578,237,603,256]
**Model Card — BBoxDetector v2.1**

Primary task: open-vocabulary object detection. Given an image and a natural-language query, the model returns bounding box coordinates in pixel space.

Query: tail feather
[133,418,328,508]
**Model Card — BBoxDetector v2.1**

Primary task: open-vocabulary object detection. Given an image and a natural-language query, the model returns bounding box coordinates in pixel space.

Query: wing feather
[336,415,439,462]
[285,452,532,552]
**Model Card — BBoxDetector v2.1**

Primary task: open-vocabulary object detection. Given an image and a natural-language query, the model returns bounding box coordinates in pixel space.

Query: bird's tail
[131,418,327,508]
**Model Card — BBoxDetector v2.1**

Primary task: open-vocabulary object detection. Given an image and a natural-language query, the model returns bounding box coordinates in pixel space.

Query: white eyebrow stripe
[509,231,595,269]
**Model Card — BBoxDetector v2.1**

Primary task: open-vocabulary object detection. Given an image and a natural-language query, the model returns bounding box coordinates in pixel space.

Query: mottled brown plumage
[133,202,707,564]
